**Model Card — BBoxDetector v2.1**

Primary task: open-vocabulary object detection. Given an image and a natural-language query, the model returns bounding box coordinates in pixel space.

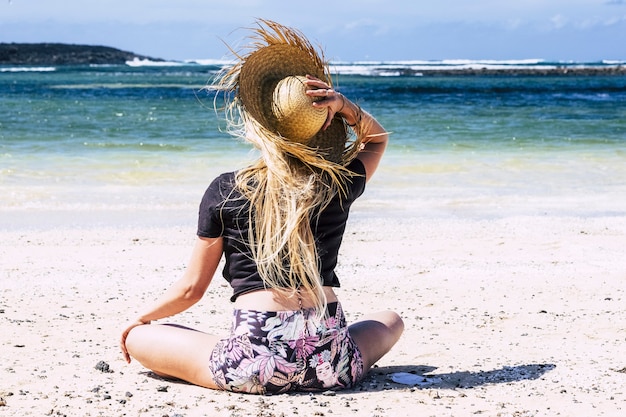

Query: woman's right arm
[340,101,389,183]
[305,75,389,182]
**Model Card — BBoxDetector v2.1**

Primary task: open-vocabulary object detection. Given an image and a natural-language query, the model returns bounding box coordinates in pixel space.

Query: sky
[1,0,625,62]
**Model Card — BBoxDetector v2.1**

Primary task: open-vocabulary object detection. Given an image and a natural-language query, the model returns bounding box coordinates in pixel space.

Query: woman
[120,19,403,394]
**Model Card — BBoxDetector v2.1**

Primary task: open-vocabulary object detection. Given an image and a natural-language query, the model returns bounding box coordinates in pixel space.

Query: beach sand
[1,213,625,416]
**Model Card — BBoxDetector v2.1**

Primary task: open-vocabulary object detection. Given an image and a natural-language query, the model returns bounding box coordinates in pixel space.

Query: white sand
[2,214,625,416]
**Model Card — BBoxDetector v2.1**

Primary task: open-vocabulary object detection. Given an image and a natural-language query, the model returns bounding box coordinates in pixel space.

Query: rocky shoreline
[385,66,626,77]
[0,43,161,65]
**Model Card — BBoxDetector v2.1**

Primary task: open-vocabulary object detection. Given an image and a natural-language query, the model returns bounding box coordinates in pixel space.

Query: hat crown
[231,20,353,164]
[272,76,328,144]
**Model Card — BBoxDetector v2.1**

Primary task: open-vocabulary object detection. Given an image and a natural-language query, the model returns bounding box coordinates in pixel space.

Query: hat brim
[238,43,349,164]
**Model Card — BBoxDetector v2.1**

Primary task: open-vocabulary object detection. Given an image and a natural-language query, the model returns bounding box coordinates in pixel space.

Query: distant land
[0,43,162,65]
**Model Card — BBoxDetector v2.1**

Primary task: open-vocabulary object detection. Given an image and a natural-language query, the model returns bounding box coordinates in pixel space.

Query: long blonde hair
[235,124,341,311]
[212,20,365,314]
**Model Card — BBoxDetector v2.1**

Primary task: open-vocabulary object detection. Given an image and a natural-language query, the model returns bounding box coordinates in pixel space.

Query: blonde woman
[120,20,403,394]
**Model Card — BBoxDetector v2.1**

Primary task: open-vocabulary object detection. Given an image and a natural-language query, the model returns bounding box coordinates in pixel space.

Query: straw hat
[271,75,327,143]
[232,20,352,164]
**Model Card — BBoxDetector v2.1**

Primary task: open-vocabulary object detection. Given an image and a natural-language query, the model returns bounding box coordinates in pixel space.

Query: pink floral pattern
[209,302,364,394]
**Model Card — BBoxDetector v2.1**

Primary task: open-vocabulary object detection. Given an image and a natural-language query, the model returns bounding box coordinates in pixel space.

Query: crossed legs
[124,310,403,390]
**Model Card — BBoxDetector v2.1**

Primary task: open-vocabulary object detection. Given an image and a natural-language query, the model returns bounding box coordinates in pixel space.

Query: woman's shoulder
[208,170,237,190]
[201,171,239,204]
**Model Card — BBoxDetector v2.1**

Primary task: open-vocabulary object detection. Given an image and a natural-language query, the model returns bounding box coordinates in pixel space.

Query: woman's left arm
[137,236,223,322]
[121,236,223,362]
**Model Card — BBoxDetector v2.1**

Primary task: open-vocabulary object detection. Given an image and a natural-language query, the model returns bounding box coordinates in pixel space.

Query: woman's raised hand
[305,75,349,130]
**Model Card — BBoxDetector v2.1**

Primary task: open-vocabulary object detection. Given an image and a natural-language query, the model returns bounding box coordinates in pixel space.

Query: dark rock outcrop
[0,43,162,65]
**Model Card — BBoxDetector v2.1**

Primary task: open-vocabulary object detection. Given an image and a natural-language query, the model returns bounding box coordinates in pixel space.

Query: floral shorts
[208,302,364,394]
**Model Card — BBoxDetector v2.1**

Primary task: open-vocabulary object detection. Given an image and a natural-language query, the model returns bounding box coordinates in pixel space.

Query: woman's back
[197,159,367,305]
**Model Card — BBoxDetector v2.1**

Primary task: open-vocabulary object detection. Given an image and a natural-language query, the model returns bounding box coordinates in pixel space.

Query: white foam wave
[125,57,234,68]
[125,58,185,67]
[185,58,234,67]
[438,58,545,66]
[123,56,624,75]
[328,59,624,76]
[0,66,56,72]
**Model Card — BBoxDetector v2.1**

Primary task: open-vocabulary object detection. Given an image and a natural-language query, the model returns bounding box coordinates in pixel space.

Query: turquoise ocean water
[1,60,625,229]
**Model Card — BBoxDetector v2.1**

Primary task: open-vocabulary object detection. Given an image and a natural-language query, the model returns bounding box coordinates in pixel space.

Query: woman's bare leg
[125,324,221,389]
[348,311,404,371]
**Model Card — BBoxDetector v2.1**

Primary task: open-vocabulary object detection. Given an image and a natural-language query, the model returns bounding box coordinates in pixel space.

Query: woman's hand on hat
[305,75,347,130]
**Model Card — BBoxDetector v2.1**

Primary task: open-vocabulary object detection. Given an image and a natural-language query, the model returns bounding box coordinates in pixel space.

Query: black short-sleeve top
[197,159,367,301]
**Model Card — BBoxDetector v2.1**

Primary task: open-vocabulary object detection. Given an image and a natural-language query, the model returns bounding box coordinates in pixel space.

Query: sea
[1,59,626,230]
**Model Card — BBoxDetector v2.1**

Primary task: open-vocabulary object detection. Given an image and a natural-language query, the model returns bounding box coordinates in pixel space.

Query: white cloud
[505,19,525,30]
[603,15,626,25]
[550,14,569,29]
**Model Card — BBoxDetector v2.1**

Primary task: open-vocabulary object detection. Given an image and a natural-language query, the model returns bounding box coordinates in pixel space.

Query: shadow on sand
[140,363,556,394]
[355,363,556,392]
